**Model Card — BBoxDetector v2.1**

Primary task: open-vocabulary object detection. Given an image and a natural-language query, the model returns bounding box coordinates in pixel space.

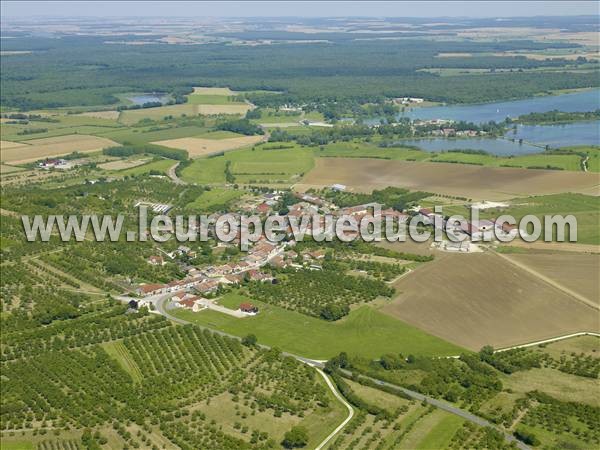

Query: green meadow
[171,300,465,360]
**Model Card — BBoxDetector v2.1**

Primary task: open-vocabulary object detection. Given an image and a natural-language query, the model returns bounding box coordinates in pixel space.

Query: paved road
[115,293,528,449]
[339,369,530,450]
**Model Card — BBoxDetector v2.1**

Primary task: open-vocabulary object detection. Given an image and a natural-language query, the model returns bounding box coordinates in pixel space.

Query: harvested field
[297,158,600,200]
[152,135,264,158]
[98,158,150,171]
[501,241,600,254]
[0,135,120,164]
[196,104,251,115]
[0,164,25,174]
[0,140,28,150]
[382,251,599,351]
[505,251,600,306]
[76,110,121,120]
[118,103,249,125]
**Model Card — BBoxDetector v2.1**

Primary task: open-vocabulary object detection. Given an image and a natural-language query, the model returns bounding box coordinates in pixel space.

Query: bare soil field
[98,158,150,170]
[297,158,600,200]
[76,110,121,120]
[152,135,264,158]
[0,135,119,164]
[505,251,600,306]
[381,251,599,350]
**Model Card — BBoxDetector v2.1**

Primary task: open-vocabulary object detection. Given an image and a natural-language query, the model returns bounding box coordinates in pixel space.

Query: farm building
[239,303,259,315]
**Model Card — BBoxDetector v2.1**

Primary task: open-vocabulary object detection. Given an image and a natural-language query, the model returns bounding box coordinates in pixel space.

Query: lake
[127,93,171,105]
[402,121,599,155]
[397,89,600,124]
[398,138,542,156]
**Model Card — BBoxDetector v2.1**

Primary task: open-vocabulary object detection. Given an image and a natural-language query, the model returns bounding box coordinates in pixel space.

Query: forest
[1,36,598,110]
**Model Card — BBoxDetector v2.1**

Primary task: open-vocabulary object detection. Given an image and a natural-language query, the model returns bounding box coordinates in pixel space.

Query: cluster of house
[416,207,518,243]
[38,158,73,170]
[393,97,425,105]
[428,128,481,138]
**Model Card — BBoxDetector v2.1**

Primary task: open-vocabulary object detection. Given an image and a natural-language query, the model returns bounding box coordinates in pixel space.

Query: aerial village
[133,187,518,316]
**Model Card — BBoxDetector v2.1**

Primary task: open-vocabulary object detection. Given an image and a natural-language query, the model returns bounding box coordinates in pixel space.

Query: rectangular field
[505,251,600,305]
[297,158,600,200]
[152,135,263,158]
[0,134,120,164]
[381,251,599,350]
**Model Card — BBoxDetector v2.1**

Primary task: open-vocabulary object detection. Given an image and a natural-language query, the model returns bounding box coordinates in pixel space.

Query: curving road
[167,162,187,185]
[314,369,354,450]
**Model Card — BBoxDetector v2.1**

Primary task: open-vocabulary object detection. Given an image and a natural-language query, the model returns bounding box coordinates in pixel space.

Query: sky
[1,1,598,18]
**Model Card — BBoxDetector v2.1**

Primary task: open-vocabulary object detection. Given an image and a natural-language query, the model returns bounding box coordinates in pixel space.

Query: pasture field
[0,134,119,164]
[297,157,600,200]
[171,301,464,359]
[99,124,210,145]
[501,367,599,407]
[152,135,263,158]
[307,139,590,171]
[429,150,583,171]
[180,145,315,184]
[113,158,175,176]
[381,251,599,350]
[180,157,228,184]
[0,113,122,141]
[505,251,600,304]
[539,334,600,358]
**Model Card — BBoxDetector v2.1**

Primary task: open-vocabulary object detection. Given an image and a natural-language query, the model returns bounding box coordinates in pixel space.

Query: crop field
[171,301,464,359]
[97,158,150,170]
[0,134,120,164]
[381,251,599,350]
[152,135,264,158]
[0,164,25,174]
[297,158,600,200]
[505,251,600,305]
[76,110,121,120]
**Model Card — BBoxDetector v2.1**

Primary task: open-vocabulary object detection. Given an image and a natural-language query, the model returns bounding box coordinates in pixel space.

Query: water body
[397,89,600,124]
[403,121,599,155]
[399,138,542,156]
[508,122,599,148]
[127,93,171,105]
[366,90,599,152]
